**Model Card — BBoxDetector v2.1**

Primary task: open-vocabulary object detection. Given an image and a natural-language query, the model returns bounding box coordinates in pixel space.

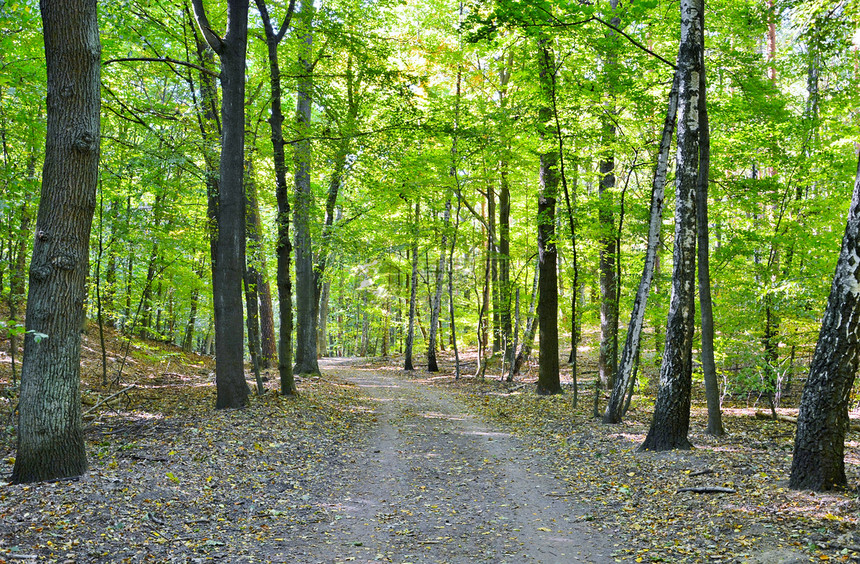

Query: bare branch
[103,57,219,77]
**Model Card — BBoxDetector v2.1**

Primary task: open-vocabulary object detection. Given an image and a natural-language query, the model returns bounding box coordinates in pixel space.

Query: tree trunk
[536,42,561,396]
[640,0,702,452]
[292,0,320,376]
[696,45,724,437]
[12,0,100,484]
[513,258,540,377]
[789,157,860,491]
[254,0,297,394]
[192,0,250,409]
[427,198,452,372]
[245,146,276,369]
[318,280,330,357]
[182,259,202,353]
[8,201,31,386]
[243,136,263,391]
[404,202,420,371]
[598,0,621,391]
[604,72,678,424]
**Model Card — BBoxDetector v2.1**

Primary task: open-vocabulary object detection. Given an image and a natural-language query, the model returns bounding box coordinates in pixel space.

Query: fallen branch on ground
[753,411,860,432]
[677,486,736,494]
[83,384,136,417]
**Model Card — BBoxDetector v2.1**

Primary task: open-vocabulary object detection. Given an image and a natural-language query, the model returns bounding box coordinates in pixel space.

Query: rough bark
[254,0,297,394]
[291,0,320,376]
[192,0,250,409]
[789,157,860,491]
[640,0,702,451]
[604,72,678,424]
[536,43,561,396]
[12,0,100,483]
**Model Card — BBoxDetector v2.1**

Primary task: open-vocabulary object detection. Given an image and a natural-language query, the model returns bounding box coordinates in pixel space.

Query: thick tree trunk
[640,0,702,452]
[404,202,420,371]
[12,0,100,484]
[604,72,678,424]
[192,0,250,409]
[292,0,320,376]
[254,0,297,394]
[790,157,860,491]
[536,43,561,396]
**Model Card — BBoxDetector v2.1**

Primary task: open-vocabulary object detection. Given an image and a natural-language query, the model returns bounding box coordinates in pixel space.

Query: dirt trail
[304,359,618,564]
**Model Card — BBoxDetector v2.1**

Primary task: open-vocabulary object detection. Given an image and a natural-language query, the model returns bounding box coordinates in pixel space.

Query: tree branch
[103,57,219,77]
[190,0,225,54]
[591,16,677,69]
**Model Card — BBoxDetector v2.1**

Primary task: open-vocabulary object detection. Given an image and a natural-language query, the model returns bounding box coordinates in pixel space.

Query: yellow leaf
[537,527,551,532]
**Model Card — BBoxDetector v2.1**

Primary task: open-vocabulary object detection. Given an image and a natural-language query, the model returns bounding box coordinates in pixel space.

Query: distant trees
[790,158,860,491]
[12,0,101,483]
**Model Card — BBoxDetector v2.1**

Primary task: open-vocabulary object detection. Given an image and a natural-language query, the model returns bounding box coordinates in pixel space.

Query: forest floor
[0,325,859,563]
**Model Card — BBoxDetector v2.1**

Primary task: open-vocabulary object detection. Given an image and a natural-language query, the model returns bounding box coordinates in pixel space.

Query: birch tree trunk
[604,72,678,424]
[640,0,702,451]
[789,156,860,491]
[13,0,100,483]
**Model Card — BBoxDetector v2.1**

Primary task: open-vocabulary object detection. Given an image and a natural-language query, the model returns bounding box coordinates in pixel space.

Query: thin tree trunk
[12,0,100,483]
[404,202,420,371]
[513,259,540,376]
[604,72,678,424]
[318,280,330,356]
[507,287,520,382]
[254,0,297,394]
[245,143,276,369]
[428,198,451,372]
[8,201,30,387]
[696,44,724,436]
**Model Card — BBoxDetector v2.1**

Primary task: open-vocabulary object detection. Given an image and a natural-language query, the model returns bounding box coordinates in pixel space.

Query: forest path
[303,358,617,563]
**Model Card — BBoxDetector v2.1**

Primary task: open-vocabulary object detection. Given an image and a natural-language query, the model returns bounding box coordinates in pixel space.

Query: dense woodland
[2,0,860,492]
